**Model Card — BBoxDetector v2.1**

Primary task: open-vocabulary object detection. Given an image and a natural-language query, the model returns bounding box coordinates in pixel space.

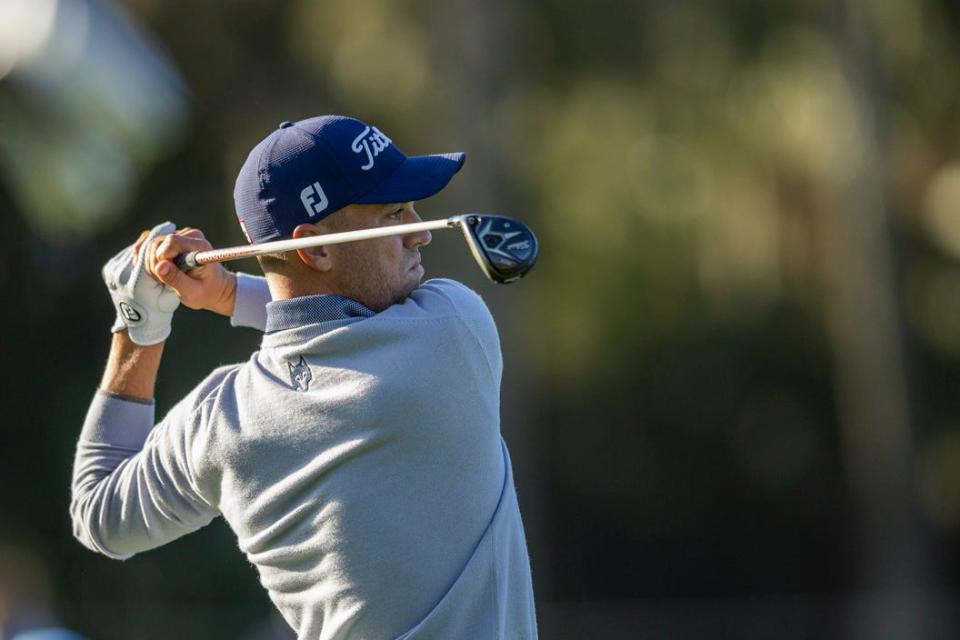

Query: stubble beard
[338,262,420,312]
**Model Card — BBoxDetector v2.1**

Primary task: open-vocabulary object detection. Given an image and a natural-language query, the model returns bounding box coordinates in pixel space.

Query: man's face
[324,201,431,311]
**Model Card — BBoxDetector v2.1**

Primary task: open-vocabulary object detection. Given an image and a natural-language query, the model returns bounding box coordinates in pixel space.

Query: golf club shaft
[176,218,457,269]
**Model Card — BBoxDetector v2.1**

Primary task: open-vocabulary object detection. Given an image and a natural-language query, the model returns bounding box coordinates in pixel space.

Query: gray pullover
[71,276,537,639]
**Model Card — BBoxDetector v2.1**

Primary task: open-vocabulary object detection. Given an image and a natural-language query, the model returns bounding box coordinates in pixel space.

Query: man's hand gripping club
[139,225,238,318]
[103,222,239,347]
[102,222,182,346]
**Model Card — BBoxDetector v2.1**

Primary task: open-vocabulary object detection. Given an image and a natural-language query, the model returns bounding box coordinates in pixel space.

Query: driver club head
[454,214,539,284]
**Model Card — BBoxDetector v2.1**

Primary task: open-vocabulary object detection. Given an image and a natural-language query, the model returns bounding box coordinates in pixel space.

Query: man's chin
[389,276,422,308]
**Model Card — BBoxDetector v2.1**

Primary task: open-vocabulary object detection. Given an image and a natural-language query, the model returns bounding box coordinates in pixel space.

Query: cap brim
[354,152,465,205]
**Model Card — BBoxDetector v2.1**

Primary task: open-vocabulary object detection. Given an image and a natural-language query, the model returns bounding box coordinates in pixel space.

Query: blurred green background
[2,0,960,638]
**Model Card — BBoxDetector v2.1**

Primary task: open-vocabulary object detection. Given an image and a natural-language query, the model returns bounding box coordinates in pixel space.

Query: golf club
[174,214,539,284]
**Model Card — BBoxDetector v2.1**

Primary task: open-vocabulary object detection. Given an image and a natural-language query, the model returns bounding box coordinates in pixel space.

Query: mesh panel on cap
[233,136,279,243]
[261,130,320,238]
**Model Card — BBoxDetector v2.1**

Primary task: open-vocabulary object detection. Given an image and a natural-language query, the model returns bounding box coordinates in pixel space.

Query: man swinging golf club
[71,115,539,639]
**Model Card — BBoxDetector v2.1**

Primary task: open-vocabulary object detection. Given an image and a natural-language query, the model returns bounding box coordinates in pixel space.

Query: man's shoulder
[408,278,492,320]
[407,279,501,356]
[182,362,246,413]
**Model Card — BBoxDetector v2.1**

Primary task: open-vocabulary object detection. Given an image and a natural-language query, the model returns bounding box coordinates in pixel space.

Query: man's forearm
[100,332,164,400]
[75,332,218,560]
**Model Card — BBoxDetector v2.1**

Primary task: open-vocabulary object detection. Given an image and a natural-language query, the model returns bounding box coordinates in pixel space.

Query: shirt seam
[259,313,463,349]
[429,285,500,382]
[139,365,239,509]
[96,388,155,406]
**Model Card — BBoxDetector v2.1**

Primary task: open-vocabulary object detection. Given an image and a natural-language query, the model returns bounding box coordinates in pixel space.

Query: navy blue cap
[233,115,466,244]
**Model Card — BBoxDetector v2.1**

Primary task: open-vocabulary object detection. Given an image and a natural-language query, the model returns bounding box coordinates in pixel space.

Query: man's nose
[403,207,431,248]
[405,228,432,248]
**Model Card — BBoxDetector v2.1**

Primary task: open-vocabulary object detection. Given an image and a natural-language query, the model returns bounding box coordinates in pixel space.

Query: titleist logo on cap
[351,126,393,171]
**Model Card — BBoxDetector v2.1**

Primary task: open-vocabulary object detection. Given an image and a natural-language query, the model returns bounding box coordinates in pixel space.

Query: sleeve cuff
[80,389,155,448]
[230,272,271,331]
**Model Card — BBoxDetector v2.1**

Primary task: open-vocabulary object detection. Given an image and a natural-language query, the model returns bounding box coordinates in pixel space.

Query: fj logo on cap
[300,182,329,217]
[351,126,392,171]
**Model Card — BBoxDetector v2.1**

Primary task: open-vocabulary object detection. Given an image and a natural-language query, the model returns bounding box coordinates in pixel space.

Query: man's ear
[291,223,333,272]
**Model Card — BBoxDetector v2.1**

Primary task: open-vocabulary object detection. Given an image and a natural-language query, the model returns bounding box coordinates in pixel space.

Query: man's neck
[265,271,334,301]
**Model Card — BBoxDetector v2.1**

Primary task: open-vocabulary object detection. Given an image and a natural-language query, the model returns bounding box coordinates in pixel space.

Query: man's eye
[390,209,403,220]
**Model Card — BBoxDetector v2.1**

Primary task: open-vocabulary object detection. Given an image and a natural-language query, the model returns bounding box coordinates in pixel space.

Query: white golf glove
[102,221,181,346]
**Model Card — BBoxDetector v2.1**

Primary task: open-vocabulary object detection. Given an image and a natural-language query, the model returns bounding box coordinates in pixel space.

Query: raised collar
[264,294,375,333]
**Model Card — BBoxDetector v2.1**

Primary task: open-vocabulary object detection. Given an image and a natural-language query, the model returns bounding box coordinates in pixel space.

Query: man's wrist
[99,331,165,401]
[210,271,238,317]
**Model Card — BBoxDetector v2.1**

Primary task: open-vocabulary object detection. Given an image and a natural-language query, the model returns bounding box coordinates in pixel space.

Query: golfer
[71,115,538,639]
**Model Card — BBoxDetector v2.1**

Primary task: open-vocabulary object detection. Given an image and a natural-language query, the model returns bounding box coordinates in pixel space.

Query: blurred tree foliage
[3,0,960,637]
